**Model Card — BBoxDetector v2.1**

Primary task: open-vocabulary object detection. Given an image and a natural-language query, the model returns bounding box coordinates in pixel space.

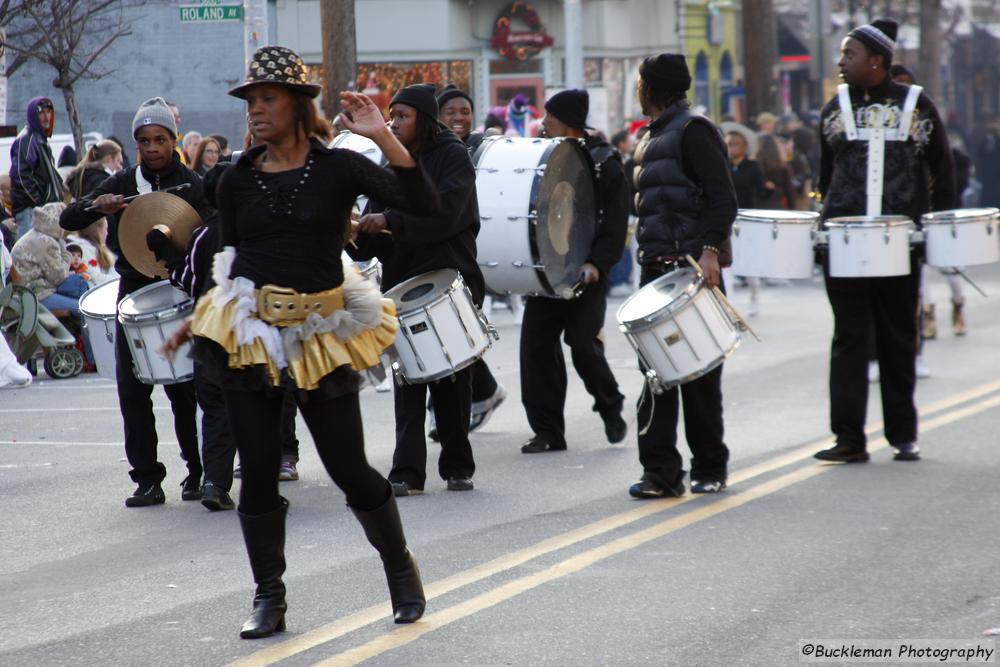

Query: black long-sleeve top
[350,129,485,305]
[680,121,739,249]
[216,138,439,294]
[60,153,216,287]
[585,135,630,278]
[729,158,768,209]
[818,77,956,221]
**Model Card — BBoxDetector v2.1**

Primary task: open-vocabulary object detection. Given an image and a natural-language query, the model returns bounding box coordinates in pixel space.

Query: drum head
[535,140,597,292]
[922,208,1000,224]
[738,209,820,224]
[118,281,191,318]
[617,268,698,323]
[385,269,461,311]
[79,279,121,317]
[330,131,384,165]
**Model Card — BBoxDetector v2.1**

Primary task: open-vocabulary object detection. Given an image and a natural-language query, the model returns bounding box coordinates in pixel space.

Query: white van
[0,132,104,177]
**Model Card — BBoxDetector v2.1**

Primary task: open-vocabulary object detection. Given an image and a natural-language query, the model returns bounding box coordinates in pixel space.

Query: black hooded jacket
[352,129,485,305]
[585,134,630,279]
[60,152,216,288]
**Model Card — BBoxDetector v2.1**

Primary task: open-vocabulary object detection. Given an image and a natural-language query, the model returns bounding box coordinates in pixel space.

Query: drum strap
[836,83,923,217]
[135,168,154,195]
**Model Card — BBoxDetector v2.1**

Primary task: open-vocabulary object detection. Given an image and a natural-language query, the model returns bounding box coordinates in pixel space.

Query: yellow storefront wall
[682,0,741,122]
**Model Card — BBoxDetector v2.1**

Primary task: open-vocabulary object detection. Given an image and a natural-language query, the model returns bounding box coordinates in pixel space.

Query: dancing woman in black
[166,46,437,638]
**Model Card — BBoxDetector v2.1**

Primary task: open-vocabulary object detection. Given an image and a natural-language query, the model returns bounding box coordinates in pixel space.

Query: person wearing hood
[60,96,211,508]
[420,84,508,438]
[351,83,484,496]
[814,19,955,465]
[9,97,65,239]
[518,89,628,456]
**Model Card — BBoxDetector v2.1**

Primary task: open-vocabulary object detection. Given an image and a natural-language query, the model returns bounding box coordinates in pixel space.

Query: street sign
[179,4,243,22]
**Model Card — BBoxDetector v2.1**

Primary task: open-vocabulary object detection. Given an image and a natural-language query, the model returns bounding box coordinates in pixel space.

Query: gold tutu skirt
[191,286,397,392]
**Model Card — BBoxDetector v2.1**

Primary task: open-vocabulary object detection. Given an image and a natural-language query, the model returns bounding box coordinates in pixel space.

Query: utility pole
[918,0,943,104]
[243,0,268,69]
[741,0,779,119]
[319,0,357,120]
[564,0,584,89]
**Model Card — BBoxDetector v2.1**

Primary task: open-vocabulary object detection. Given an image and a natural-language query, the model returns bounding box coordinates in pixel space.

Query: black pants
[825,254,921,450]
[223,386,387,515]
[194,362,236,491]
[116,281,199,487]
[634,265,728,488]
[426,357,498,414]
[391,365,475,488]
[280,383,300,461]
[519,283,624,449]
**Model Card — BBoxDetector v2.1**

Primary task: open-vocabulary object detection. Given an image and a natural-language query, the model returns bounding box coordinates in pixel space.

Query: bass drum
[473,136,597,298]
[330,131,385,213]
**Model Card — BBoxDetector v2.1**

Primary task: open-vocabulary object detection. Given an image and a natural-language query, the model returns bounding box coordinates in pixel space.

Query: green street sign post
[180,4,244,22]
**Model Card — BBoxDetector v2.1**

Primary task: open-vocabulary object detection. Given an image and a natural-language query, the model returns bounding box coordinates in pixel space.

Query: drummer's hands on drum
[578,262,600,285]
[357,213,388,235]
[158,319,193,362]
[698,248,722,289]
[92,193,127,215]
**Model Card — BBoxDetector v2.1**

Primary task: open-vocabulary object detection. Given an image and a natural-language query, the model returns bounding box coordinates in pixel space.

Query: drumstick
[84,183,192,211]
[685,254,762,342]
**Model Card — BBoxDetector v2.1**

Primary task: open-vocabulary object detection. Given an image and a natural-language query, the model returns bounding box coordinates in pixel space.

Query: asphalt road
[2,264,999,667]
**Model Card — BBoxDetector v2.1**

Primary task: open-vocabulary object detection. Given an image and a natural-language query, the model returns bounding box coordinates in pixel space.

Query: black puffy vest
[633,104,721,263]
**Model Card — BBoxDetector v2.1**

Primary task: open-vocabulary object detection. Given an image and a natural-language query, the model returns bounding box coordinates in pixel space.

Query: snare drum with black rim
[473,136,597,298]
[384,269,496,384]
[117,281,194,384]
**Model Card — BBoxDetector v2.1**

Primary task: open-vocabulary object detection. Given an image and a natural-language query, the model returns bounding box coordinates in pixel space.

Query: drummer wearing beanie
[351,83,485,495]
[628,54,738,499]
[814,18,955,464]
[518,88,628,455]
[60,96,216,507]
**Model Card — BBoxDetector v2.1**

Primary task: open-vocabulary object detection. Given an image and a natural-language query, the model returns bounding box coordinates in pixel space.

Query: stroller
[0,283,85,379]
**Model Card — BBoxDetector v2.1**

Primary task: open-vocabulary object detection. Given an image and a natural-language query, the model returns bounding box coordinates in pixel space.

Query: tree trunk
[318,0,357,121]
[61,83,85,158]
[919,0,943,104]
[741,0,780,122]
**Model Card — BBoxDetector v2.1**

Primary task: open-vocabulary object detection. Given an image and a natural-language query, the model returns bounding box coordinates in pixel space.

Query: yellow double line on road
[229,379,1000,667]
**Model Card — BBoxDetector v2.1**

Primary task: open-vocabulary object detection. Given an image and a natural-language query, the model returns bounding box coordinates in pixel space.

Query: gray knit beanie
[132,97,177,138]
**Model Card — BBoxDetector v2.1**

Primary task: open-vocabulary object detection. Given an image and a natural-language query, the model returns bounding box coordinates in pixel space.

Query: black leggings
[223,388,388,515]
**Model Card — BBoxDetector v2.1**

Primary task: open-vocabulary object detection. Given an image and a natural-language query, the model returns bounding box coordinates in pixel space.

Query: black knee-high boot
[350,491,426,623]
[238,497,288,638]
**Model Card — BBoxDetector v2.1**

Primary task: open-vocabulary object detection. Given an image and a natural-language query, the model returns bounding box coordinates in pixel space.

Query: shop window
[331,61,474,114]
[490,59,543,75]
[719,51,733,113]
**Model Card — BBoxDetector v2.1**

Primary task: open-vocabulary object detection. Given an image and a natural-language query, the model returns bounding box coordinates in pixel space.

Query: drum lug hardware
[951,221,958,239]
[644,369,665,395]
[512,261,545,270]
[772,223,779,240]
[391,362,408,385]
[987,223,994,236]
[733,223,740,238]
[479,261,500,268]
[476,167,499,174]
[884,226,891,245]
[480,215,492,221]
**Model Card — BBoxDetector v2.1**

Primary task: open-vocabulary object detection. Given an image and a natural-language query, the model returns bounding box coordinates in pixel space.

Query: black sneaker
[690,479,726,494]
[125,484,165,508]
[201,483,236,511]
[180,474,202,501]
[391,481,424,497]
[814,444,870,463]
[446,476,474,491]
[603,413,627,444]
[628,475,685,499]
[892,442,921,461]
[520,436,566,453]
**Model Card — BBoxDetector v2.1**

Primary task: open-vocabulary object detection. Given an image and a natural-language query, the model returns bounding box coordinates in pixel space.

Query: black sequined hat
[229,45,321,99]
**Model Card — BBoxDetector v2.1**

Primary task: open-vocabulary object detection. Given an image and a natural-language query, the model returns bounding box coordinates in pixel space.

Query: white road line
[0,407,171,413]
[0,440,170,446]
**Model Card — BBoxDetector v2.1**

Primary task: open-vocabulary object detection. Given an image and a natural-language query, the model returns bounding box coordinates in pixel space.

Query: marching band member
[61,97,207,508]
[814,19,955,464]
[629,55,738,497]
[168,47,435,637]
[352,83,485,495]
[518,89,628,454]
[419,84,507,440]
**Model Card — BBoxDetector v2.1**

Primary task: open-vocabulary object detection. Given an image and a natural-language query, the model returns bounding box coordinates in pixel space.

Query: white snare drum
[117,281,194,384]
[331,131,385,213]
[384,269,496,383]
[473,136,597,298]
[78,278,120,381]
[730,209,819,279]
[617,268,741,390]
[824,216,913,277]
[921,208,1000,268]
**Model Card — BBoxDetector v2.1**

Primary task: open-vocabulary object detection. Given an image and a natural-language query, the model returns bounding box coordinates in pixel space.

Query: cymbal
[118,192,201,279]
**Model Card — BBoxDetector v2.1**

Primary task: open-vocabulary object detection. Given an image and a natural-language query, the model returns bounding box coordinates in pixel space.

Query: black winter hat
[848,18,898,65]
[390,84,439,122]
[544,89,589,129]
[436,84,474,111]
[639,53,692,92]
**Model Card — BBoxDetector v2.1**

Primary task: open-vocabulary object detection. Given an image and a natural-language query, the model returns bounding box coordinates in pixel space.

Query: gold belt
[256,284,345,326]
